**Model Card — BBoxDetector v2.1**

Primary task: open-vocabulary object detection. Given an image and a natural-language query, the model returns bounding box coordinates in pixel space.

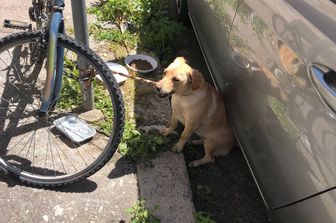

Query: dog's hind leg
[189,139,204,145]
[188,139,216,167]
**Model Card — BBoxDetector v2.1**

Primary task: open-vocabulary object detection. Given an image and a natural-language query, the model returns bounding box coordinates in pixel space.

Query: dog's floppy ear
[174,57,187,64]
[190,69,203,90]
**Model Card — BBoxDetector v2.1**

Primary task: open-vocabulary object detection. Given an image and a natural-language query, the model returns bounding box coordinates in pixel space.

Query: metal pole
[71,0,94,110]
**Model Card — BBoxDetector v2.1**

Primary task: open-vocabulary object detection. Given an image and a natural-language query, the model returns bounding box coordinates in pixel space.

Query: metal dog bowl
[124,54,158,73]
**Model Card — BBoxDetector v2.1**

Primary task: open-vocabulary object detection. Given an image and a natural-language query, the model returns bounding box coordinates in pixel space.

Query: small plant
[90,26,139,50]
[58,57,82,110]
[93,80,114,135]
[88,0,185,63]
[87,0,144,31]
[118,121,170,164]
[127,200,160,223]
[139,16,184,65]
[195,212,216,223]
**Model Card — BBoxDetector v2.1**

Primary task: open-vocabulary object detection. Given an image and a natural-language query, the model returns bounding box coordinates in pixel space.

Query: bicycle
[0,0,125,186]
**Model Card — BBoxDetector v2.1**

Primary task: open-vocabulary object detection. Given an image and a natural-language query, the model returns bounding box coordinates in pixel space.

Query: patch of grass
[138,16,184,66]
[58,57,82,110]
[87,0,145,31]
[127,199,160,223]
[88,0,185,63]
[89,22,138,50]
[108,43,128,59]
[118,121,170,165]
[120,78,136,120]
[93,80,114,135]
[195,212,216,223]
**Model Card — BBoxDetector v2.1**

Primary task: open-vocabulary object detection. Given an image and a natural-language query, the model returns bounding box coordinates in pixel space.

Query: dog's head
[279,42,301,75]
[156,57,204,98]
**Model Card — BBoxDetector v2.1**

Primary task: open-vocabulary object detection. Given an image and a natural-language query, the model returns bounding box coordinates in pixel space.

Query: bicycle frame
[40,0,65,113]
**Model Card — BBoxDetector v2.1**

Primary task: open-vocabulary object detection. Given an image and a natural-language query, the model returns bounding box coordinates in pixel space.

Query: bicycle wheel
[0,31,125,186]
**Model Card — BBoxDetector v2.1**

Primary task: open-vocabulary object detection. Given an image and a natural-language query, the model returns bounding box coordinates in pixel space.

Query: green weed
[93,80,114,135]
[138,16,184,66]
[195,212,216,223]
[87,0,145,31]
[58,57,82,110]
[88,0,184,63]
[118,121,170,165]
[127,200,160,223]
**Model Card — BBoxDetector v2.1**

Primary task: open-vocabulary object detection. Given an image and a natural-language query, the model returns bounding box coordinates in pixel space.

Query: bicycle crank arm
[3,19,32,31]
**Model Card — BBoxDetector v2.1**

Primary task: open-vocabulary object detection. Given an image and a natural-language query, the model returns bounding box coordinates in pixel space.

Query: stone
[79,109,105,123]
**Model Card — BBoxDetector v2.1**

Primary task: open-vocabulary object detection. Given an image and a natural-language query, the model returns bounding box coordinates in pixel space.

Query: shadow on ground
[108,155,136,179]
[0,173,97,192]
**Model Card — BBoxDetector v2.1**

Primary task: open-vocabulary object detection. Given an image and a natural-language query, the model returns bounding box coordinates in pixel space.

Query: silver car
[176,0,336,222]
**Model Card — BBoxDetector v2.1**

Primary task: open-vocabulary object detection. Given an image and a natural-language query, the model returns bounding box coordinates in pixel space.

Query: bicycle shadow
[0,171,98,193]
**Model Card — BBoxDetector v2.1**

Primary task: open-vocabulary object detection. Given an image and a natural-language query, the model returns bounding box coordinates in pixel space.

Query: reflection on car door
[187,0,238,90]
[226,0,336,209]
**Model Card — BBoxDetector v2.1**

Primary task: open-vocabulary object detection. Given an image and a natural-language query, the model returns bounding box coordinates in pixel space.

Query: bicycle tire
[0,31,125,186]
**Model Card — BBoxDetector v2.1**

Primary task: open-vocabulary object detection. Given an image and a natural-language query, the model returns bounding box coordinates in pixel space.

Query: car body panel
[187,0,336,210]
[271,188,336,223]
[187,0,237,90]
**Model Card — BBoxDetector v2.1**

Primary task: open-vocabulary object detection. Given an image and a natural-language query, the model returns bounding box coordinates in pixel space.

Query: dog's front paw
[171,143,184,153]
[160,127,172,137]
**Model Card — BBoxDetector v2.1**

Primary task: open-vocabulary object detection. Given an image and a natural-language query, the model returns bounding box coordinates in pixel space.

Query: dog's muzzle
[157,91,174,98]
[155,86,175,98]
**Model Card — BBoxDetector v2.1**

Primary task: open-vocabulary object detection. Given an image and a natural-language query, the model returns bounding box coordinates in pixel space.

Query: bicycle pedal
[4,19,32,31]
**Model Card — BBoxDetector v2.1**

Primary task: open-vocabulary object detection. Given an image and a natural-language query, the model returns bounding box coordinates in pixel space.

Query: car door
[225,0,336,208]
[187,0,238,90]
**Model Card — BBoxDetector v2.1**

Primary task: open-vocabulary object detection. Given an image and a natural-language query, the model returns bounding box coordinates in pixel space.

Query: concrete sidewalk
[0,0,195,222]
[0,153,138,222]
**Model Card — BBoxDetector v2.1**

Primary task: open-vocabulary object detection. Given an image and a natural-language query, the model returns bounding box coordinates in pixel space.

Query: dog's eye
[172,77,180,82]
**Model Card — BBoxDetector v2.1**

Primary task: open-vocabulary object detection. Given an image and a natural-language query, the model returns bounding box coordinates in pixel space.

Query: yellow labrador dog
[156,57,235,167]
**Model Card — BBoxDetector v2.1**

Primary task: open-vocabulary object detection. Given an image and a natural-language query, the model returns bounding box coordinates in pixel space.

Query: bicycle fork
[39,11,64,113]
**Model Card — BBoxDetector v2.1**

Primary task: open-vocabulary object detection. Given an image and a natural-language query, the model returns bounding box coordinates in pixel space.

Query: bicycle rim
[0,31,124,186]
